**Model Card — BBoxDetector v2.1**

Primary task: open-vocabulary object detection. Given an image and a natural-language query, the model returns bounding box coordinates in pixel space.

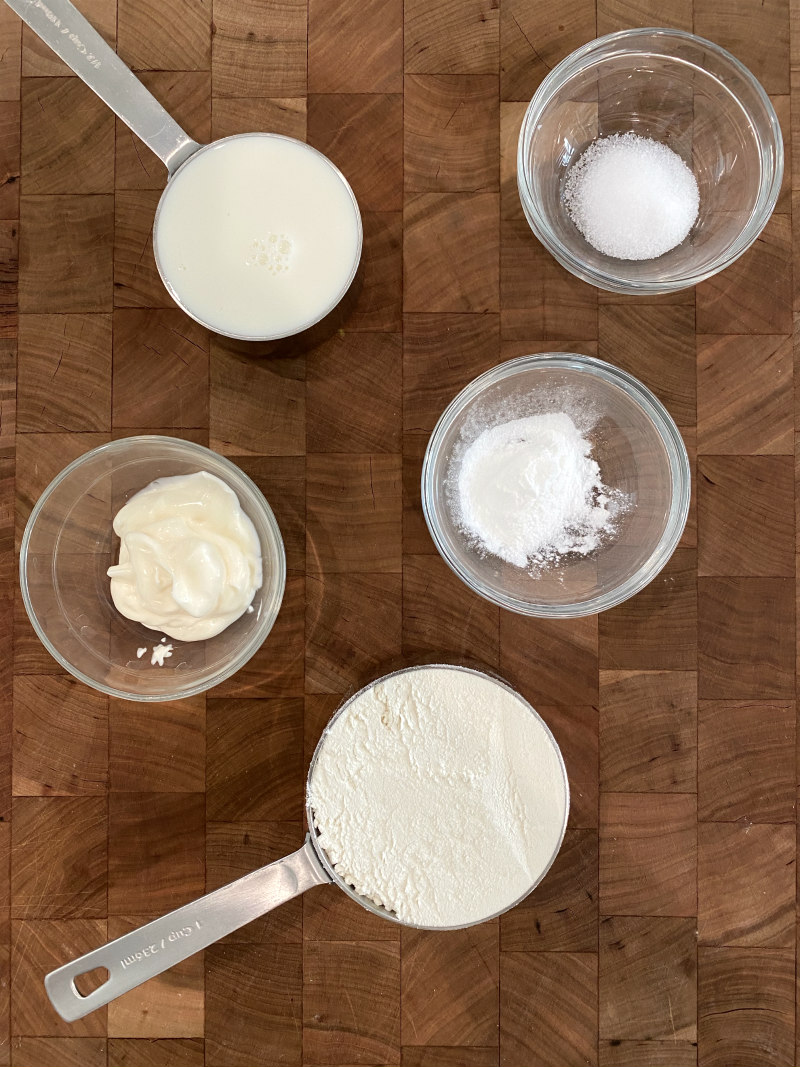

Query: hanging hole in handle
[73,966,109,998]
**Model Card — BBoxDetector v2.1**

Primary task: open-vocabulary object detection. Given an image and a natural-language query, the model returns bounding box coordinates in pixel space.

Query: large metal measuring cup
[44,665,570,1023]
[5,0,362,340]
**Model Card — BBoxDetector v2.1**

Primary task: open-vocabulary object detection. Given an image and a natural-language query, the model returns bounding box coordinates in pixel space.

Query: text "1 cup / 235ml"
[120,919,203,970]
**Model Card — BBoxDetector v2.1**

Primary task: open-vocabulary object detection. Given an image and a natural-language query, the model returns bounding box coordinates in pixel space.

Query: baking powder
[454,411,622,571]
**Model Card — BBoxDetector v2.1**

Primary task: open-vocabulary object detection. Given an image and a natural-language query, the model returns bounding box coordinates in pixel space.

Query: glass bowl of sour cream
[20,436,286,700]
[518,28,783,294]
[421,354,690,617]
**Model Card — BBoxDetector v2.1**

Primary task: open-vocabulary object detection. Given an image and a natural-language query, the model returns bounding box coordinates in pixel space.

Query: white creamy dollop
[107,471,262,642]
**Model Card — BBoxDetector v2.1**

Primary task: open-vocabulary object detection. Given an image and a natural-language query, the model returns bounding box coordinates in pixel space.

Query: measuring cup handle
[44,837,328,1022]
[4,0,201,173]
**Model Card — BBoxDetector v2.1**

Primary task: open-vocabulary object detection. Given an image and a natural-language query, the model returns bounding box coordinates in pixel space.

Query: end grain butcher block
[0,0,797,1063]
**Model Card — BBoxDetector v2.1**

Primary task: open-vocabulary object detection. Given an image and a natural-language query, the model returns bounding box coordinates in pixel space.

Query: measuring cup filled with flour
[45,665,569,1020]
[7,0,361,340]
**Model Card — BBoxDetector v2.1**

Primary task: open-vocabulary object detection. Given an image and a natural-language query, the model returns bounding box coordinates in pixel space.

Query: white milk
[154,135,362,338]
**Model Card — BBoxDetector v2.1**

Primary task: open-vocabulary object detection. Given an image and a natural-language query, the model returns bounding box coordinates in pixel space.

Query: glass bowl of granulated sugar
[517,28,782,295]
[421,354,690,617]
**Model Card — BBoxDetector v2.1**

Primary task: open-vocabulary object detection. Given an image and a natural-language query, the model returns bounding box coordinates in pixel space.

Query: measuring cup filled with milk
[7,0,362,340]
[45,665,569,1021]
[154,135,361,338]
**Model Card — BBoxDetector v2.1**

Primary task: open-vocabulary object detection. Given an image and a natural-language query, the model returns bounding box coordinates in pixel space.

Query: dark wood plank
[501,219,598,338]
[308,0,402,93]
[697,455,795,576]
[697,334,793,455]
[404,76,499,194]
[17,314,112,433]
[697,700,795,822]
[306,453,402,573]
[107,794,204,914]
[109,698,205,793]
[600,793,697,917]
[599,916,697,1042]
[19,195,113,313]
[696,215,793,335]
[694,0,789,94]
[10,798,106,919]
[698,947,795,1067]
[599,671,697,792]
[404,193,499,313]
[20,79,114,195]
[598,305,696,426]
[307,333,402,452]
[12,676,107,796]
[599,549,698,671]
[500,0,596,101]
[10,1037,107,1067]
[401,926,499,1047]
[117,0,211,71]
[11,920,108,1037]
[206,943,302,1066]
[500,952,597,1066]
[205,698,304,821]
[303,941,401,1065]
[698,823,795,947]
[108,1040,205,1067]
[698,577,795,698]
[404,0,498,75]
[213,0,304,98]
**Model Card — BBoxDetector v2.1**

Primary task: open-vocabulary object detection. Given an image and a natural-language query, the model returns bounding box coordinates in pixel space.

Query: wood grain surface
[0,0,797,1064]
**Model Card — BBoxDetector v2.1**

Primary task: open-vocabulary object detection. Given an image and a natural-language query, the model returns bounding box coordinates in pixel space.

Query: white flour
[308,666,568,927]
[455,411,623,570]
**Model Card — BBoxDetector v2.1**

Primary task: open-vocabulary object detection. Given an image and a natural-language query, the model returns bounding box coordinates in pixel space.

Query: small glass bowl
[20,436,286,701]
[421,354,690,617]
[517,28,783,294]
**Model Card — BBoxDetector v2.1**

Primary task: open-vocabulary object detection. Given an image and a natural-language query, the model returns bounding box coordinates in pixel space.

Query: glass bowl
[517,28,783,294]
[20,436,286,701]
[421,354,690,617]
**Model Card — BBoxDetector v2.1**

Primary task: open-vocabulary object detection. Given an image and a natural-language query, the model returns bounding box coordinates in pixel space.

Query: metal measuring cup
[44,665,570,1022]
[5,0,362,340]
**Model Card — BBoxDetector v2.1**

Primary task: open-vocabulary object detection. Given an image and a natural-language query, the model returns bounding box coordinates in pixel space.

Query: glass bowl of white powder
[20,436,286,700]
[422,354,690,616]
[518,28,783,294]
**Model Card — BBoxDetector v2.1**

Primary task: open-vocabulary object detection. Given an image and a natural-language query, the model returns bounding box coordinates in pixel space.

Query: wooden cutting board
[0,0,796,1064]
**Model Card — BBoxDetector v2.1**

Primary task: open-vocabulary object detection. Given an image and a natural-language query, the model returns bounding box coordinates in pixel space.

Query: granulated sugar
[308,667,568,927]
[563,132,699,260]
[454,411,624,571]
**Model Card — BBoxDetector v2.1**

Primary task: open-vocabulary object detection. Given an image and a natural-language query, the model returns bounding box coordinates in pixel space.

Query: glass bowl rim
[421,353,691,618]
[517,26,784,295]
[19,434,287,701]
